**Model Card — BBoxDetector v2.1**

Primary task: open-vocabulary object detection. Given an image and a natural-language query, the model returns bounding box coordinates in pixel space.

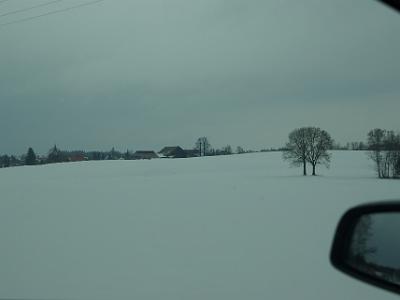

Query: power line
[0,0,64,18]
[0,0,104,28]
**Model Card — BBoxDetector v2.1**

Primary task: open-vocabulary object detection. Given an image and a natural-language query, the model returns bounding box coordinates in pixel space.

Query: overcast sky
[0,0,399,154]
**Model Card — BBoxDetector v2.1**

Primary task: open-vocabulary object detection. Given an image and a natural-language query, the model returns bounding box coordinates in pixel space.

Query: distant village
[0,145,203,168]
[0,137,263,168]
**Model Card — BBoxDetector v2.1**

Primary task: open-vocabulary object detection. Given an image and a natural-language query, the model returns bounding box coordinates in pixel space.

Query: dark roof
[132,151,159,159]
[159,146,186,158]
[159,146,179,154]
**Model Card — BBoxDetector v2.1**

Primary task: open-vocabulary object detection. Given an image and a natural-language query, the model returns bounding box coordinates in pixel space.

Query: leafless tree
[305,127,333,176]
[236,146,245,154]
[283,128,309,176]
[383,130,400,178]
[367,128,386,178]
[367,129,400,178]
[283,127,333,176]
[195,137,211,156]
[222,145,232,155]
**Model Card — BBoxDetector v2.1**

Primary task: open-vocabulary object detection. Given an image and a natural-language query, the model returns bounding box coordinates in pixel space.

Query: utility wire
[0,0,64,18]
[0,0,104,28]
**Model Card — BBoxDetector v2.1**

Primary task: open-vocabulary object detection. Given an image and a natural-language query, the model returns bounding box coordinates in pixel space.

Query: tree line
[0,145,127,168]
[193,137,254,156]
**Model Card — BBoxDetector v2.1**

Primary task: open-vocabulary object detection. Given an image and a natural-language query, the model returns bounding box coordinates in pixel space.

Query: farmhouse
[159,146,187,158]
[69,154,87,162]
[132,151,159,160]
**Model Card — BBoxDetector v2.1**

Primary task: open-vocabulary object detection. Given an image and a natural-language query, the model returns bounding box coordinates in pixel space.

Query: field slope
[0,151,399,299]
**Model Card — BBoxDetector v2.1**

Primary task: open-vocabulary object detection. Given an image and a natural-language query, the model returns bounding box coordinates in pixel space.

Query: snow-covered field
[0,151,399,299]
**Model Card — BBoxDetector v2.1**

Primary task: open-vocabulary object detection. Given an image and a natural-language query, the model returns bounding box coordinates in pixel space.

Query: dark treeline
[0,145,130,168]
[193,137,257,156]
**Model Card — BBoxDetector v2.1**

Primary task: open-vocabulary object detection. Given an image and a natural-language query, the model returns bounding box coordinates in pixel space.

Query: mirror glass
[346,213,400,286]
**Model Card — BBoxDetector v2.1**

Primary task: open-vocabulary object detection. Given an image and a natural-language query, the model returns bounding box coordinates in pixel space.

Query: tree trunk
[303,160,307,176]
[312,164,316,176]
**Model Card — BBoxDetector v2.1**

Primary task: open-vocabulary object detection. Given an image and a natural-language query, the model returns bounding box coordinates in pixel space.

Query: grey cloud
[0,0,399,154]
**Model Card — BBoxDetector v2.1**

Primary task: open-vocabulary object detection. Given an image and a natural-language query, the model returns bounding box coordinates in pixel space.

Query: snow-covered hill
[0,151,399,299]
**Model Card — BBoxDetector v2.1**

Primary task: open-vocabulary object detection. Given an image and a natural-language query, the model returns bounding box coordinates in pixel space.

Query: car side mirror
[331,202,400,295]
[378,0,400,13]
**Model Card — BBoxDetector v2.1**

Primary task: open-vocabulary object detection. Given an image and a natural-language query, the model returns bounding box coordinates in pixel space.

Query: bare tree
[47,144,66,163]
[283,128,309,176]
[367,129,400,179]
[236,146,245,154]
[283,127,333,176]
[195,137,211,156]
[195,138,202,156]
[305,127,333,176]
[0,155,10,168]
[383,130,400,178]
[367,128,386,178]
[222,145,232,155]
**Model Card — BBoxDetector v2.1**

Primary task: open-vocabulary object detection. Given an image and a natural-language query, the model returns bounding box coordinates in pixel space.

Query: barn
[132,151,159,160]
[158,146,187,158]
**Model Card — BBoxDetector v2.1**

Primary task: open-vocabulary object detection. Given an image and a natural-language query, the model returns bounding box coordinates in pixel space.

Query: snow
[0,151,399,299]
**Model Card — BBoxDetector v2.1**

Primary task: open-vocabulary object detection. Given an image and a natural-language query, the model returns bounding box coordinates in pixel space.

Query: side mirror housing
[378,1,400,13]
[331,201,400,295]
